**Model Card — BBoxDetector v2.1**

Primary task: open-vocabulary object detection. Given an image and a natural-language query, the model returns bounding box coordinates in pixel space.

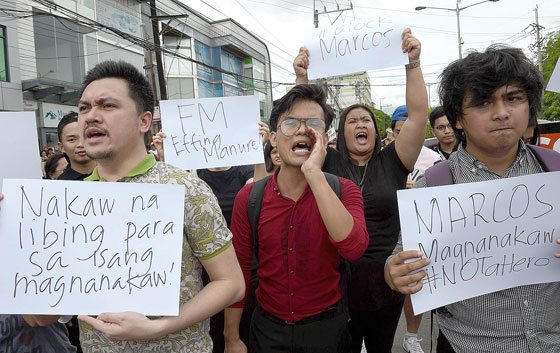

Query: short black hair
[439,45,543,141]
[44,153,66,179]
[81,60,154,115]
[269,84,334,132]
[429,106,445,128]
[57,111,78,141]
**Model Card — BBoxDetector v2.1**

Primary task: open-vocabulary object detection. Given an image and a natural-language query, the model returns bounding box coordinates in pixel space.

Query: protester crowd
[1,26,560,353]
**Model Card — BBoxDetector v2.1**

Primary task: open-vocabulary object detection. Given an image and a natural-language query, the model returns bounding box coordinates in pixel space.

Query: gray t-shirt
[0,315,76,353]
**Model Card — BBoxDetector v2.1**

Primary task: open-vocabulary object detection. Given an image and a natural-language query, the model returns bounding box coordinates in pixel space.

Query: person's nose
[492,100,510,121]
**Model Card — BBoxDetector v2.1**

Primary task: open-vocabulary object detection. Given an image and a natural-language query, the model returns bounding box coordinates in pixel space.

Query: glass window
[195,41,213,81]
[98,41,144,73]
[221,50,243,86]
[84,35,98,72]
[253,59,265,82]
[34,13,94,83]
[167,77,195,99]
[163,35,192,76]
[223,84,242,97]
[34,15,57,80]
[0,26,8,82]
[83,0,95,9]
[198,79,219,98]
[55,17,82,83]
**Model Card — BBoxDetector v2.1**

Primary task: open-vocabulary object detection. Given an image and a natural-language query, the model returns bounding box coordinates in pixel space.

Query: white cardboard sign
[304,19,408,79]
[0,179,185,316]
[0,112,42,190]
[397,172,560,315]
[160,96,264,170]
[546,58,560,93]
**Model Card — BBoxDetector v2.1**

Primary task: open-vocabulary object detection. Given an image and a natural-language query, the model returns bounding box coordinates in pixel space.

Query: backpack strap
[247,173,341,259]
[324,172,342,199]
[424,160,454,187]
[247,176,271,262]
[527,145,560,172]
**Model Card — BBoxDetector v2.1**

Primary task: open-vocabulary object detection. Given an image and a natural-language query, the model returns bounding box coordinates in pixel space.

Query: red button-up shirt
[230,171,368,322]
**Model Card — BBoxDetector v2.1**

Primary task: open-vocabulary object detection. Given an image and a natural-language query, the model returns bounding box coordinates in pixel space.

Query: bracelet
[405,61,420,70]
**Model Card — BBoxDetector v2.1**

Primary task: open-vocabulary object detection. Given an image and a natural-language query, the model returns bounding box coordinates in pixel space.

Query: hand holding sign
[0,179,185,316]
[385,250,430,294]
[396,172,560,315]
[293,47,310,84]
[401,28,420,63]
[79,311,162,341]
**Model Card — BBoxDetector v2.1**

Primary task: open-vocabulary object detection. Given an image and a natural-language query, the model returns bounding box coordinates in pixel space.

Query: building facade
[6,0,271,150]
[0,2,24,112]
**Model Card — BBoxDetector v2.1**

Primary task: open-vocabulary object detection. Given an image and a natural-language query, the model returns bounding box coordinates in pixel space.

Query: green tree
[542,31,560,121]
[373,108,391,138]
[373,107,433,139]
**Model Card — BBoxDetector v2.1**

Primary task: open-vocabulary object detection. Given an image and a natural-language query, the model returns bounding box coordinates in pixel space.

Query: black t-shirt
[197,165,254,227]
[57,165,91,181]
[323,143,410,310]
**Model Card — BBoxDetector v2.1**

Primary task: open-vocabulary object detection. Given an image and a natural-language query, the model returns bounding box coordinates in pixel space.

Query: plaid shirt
[411,142,560,353]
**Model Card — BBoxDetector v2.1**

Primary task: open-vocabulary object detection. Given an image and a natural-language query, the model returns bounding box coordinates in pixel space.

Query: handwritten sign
[160,96,264,170]
[0,112,42,190]
[304,19,408,79]
[546,58,560,93]
[0,179,185,315]
[397,172,560,315]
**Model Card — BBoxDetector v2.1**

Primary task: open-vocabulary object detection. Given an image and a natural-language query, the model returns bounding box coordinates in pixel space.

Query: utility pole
[534,5,544,72]
[150,0,167,101]
[354,80,362,104]
[312,1,353,28]
[313,1,318,28]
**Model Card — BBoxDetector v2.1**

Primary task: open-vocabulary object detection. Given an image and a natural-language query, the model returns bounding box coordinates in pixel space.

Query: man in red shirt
[224,84,369,353]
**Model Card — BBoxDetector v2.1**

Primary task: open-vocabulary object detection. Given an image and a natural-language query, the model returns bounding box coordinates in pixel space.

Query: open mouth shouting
[292,141,311,155]
[355,131,368,145]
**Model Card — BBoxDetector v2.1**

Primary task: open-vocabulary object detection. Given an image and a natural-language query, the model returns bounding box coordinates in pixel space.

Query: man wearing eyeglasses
[224,84,369,353]
[429,106,458,160]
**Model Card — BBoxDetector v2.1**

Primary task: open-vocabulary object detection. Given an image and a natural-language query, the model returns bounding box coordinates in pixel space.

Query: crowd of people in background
[2,24,560,353]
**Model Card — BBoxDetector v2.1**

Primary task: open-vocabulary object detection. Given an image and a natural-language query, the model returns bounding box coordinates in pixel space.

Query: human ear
[139,111,153,133]
[269,131,277,148]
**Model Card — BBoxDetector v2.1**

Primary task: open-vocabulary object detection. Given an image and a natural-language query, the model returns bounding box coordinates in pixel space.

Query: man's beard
[86,148,114,161]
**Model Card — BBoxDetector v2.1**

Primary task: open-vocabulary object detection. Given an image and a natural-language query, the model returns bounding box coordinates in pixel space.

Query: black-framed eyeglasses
[277,118,326,136]
[435,124,452,132]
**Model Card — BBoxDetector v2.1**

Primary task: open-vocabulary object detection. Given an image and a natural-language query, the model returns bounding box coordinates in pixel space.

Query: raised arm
[394,28,429,171]
[301,128,368,259]
[294,47,310,85]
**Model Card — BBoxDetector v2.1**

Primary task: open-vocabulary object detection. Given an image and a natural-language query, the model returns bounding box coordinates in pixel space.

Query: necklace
[358,161,369,191]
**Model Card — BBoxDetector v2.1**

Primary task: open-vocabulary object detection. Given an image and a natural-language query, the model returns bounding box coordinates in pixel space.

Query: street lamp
[415,0,499,59]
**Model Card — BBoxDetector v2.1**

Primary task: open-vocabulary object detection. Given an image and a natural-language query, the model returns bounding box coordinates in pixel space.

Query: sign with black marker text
[160,96,263,170]
[0,179,185,316]
[0,112,42,190]
[304,19,408,79]
[397,172,560,315]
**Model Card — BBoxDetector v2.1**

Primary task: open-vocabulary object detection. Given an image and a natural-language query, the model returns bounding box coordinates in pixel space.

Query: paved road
[360,309,438,353]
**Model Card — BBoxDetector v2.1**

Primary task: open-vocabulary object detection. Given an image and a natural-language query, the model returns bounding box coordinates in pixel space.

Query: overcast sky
[181,0,560,113]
